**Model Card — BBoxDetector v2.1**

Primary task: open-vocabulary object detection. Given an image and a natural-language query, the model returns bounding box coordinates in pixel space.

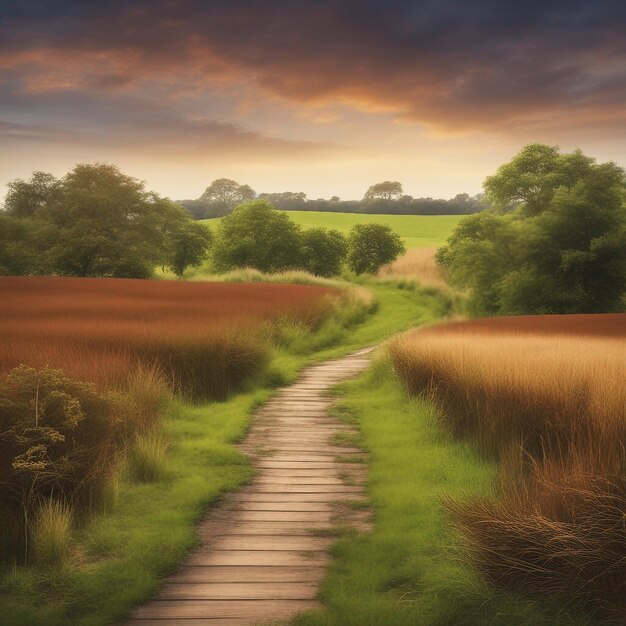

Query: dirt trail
[127,348,372,625]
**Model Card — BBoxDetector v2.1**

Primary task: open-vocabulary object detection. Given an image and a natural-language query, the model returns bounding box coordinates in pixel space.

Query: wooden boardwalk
[127,348,372,626]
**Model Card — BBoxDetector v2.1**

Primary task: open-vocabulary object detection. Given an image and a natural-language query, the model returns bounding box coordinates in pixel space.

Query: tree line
[0,167,406,279]
[179,178,488,219]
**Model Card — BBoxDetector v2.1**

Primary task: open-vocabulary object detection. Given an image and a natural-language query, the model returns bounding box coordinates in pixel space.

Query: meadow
[201,212,464,249]
[0,276,340,400]
[389,314,626,621]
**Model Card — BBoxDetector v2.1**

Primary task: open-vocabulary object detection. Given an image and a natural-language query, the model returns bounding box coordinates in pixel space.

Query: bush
[0,366,124,561]
[347,223,405,274]
[300,227,347,277]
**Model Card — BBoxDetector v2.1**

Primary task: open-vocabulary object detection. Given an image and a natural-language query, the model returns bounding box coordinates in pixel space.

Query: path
[127,348,372,626]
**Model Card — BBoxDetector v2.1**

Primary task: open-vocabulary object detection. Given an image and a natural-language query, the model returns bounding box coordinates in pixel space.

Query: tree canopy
[363,181,403,201]
[347,223,406,274]
[1,164,211,279]
[437,144,626,315]
[199,178,256,208]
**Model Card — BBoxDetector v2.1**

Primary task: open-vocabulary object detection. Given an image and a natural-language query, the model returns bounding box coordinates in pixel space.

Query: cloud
[0,0,624,138]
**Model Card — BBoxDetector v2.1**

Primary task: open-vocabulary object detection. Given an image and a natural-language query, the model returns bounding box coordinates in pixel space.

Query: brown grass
[378,247,448,289]
[0,276,339,400]
[389,315,626,620]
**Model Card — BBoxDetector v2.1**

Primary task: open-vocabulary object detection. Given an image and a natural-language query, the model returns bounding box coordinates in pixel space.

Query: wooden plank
[131,599,319,620]
[187,550,330,567]
[158,581,318,600]
[198,521,331,535]
[207,510,333,522]
[213,535,332,551]
[170,565,326,584]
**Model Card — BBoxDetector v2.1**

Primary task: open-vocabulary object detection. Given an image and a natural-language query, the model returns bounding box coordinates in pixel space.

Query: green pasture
[201,212,463,249]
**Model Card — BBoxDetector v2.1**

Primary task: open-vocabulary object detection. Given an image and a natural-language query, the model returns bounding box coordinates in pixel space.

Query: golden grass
[378,247,448,289]
[389,321,626,619]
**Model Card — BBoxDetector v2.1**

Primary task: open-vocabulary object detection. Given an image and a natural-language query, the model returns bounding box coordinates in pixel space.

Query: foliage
[363,180,403,201]
[300,227,348,277]
[1,164,210,279]
[166,220,212,277]
[0,366,124,561]
[212,200,304,272]
[198,178,256,211]
[347,223,406,274]
[437,144,626,314]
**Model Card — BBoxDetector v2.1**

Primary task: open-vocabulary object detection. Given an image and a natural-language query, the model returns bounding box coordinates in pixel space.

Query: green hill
[201,211,464,248]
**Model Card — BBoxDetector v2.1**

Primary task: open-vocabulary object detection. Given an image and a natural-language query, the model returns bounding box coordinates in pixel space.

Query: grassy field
[0,277,453,626]
[389,314,626,621]
[201,212,464,249]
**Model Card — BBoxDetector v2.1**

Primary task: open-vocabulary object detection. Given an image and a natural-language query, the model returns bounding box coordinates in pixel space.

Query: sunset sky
[1,0,625,201]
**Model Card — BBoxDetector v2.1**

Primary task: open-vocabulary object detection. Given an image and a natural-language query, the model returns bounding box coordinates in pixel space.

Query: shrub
[347,223,405,274]
[0,366,123,561]
[300,227,348,277]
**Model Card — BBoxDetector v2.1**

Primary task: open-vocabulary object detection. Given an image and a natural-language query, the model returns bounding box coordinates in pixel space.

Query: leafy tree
[212,200,302,272]
[301,228,347,277]
[199,178,256,209]
[167,222,213,277]
[363,181,403,201]
[3,171,60,218]
[2,163,208,279]
[347,223,406,274]
[438,145,626,315]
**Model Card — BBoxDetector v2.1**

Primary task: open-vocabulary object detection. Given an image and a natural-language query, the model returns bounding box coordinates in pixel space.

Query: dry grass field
[378,246,448,289]
[390,314,626,621]
[0,276,339,400]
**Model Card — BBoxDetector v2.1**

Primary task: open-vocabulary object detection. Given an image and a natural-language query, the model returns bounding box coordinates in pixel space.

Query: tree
[3,171,60,218]
[438,145,626,315]
[212,200,302,272]
[199,178,256,209]
[363,181,403,201]
[167,222,213,277]
[2,163,205,279]
[301,228,347,277]
[347,223,406,274]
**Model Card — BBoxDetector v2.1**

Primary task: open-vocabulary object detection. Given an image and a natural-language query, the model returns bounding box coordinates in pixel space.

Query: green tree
[347,223,406,274]
[199,178,256,209]
[363,181,403,201]
[301,228,347,277]
[3,171,60,218]
[438,145,626,314]
[2,163,204,279]
[212,200,302,272]
[167,222,213,277]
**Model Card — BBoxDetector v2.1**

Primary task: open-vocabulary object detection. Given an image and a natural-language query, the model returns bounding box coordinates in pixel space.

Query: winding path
[127,348,372,626]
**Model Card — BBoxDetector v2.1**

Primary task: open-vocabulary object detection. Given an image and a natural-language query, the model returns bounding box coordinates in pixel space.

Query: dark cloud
[0,0,625,134]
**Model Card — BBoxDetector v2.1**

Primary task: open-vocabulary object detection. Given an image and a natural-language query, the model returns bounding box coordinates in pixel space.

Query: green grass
[200,212,463,249]
[293,357,587,626]
[0,281,452,626]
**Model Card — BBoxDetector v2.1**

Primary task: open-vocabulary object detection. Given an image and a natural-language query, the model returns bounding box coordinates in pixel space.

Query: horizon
[1,1,625,201]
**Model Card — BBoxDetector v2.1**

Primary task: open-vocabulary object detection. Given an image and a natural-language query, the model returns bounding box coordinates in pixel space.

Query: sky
[1,0,625,201]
